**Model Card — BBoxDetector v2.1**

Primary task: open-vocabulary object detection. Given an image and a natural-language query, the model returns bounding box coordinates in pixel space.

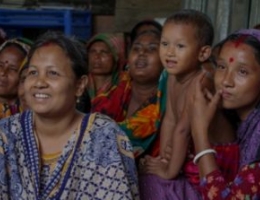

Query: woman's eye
[216,64,225,70]
[160,41,168,47]
[148,45,159,52]
[27,70,37,76]
[132,45,141,52]
[239,68,248,76]
[48,70,59,76]
[9,67,18,72]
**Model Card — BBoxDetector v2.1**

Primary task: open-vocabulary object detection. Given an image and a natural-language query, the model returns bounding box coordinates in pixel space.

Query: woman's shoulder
[86,112,134,152]
[88,112,124,133]
[0,113,23,139]
[0,113,22,127]
[89,112,116,124]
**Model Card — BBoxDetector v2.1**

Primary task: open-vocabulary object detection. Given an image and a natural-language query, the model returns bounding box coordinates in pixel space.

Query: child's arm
[162,72,215,178]
[143,87,191,179]
[159,76,176,159]
[163,98,191,178]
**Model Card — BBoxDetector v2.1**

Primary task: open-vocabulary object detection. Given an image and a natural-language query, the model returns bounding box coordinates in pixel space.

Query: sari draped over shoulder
[92,70,166,158]
[0,111,139,199]
[119,70,167,158]
[237,107,260,166]
[87,33,126,100]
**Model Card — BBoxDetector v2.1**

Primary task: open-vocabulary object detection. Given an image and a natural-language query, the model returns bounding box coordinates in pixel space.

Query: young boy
[139,9,236,199]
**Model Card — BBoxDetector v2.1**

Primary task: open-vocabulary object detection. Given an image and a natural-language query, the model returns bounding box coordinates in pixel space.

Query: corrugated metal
[183,0,260,43]
[249,0,260,28]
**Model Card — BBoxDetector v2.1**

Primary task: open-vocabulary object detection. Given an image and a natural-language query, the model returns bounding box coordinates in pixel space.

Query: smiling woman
[0,38,31,118]
[0,31,139,199]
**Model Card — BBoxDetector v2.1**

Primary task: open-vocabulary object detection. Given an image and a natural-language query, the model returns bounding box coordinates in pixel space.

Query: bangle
[193,149,217,164]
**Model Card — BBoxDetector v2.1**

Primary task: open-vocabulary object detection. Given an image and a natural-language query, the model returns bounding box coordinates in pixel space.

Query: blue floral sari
[0,111,139,199]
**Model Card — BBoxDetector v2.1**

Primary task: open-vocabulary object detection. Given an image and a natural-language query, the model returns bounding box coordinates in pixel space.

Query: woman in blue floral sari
[0,31,139,200]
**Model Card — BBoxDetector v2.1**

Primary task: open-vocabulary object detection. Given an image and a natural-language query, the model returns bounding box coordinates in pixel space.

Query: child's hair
[217,33,260,65]
[165,9,214,47]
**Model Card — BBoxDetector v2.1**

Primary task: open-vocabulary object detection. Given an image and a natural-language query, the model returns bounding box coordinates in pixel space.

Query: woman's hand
[190,72,222,136]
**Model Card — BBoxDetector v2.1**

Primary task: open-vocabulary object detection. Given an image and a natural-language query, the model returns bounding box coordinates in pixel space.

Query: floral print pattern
[200,163,260,199]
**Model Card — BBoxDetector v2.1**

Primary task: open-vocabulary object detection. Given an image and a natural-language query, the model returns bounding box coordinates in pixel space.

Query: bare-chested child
[139,9,237,199]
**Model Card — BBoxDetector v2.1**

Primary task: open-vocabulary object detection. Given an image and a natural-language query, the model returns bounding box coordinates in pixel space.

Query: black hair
[130,19,162,45]
[27,31,88,79]
[131,29,162,46]
[165,9,214,46]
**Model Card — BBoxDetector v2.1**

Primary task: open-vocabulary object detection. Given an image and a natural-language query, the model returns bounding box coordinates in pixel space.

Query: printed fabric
[199,107,260,199]
[0,111,139,199]
[92,71,167,158]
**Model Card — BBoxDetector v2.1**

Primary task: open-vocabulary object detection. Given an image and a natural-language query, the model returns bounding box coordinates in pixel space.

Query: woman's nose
[0,66,8,76]
[34,74,48,88]
[222,71,234,87]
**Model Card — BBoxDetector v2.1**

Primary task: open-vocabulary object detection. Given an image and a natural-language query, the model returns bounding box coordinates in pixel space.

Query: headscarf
[0,37,32,118]
[0,37,32,72]
[86,32,126,99]
[236,28,260,41]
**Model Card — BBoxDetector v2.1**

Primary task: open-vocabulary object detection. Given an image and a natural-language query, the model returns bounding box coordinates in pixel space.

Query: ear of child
[198,45,212,62]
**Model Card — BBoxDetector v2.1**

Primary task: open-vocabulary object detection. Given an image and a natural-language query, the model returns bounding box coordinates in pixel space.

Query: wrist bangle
[193,149,216,164]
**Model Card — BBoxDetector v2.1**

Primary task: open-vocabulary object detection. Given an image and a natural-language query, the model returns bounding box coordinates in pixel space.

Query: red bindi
[229,57,234,63]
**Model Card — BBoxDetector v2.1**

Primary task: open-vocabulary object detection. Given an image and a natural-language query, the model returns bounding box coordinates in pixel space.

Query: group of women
[0,8,260,199]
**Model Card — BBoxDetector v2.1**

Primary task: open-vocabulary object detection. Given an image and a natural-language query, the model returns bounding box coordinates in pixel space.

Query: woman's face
[0,46,25,101]
[128,33,163,84]
[24,44,85,117]
[214,40,260,120]
[88,41,115,76]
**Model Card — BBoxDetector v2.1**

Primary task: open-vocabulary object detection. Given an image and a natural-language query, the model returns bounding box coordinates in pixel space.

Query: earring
[76,97,80,103]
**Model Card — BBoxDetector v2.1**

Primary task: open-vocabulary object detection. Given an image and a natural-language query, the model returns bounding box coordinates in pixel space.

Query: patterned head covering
[86,33,126,98]
[87,32,126,72]
[0,37,33,72]
[0,37,33,118]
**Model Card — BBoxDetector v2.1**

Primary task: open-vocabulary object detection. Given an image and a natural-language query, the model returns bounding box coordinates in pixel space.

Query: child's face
[214,40,260,120]
[159,22,201,76]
